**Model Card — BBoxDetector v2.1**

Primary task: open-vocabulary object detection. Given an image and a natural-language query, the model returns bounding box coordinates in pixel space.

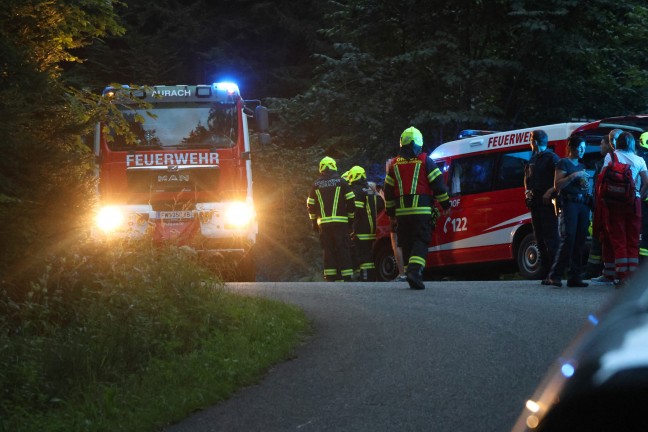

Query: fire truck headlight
[224,202,254,229]
[96,206,125,233]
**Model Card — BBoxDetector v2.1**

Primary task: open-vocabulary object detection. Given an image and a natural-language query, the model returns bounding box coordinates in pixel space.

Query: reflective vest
[391,154,433,197]
[384,153,446,217]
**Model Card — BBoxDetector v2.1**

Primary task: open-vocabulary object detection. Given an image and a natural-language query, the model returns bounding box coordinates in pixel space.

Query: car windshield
[107,102,238,150]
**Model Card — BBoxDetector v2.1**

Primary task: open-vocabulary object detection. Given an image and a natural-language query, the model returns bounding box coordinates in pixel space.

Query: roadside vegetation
[0,244,310,432]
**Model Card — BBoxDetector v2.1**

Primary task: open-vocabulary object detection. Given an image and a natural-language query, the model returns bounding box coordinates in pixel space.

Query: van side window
[447,155,495,196]
[448,163,463,196]
[494,150,532,191]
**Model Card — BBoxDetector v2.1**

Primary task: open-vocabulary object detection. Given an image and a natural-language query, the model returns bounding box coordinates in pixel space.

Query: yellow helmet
[400,126,423,155]
[319,156,337,173]
[347,165,366,184]
[341,170,350,181]
[640,132,648,150]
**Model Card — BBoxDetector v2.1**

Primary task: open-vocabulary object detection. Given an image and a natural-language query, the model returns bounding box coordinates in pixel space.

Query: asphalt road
[164,280,616,432]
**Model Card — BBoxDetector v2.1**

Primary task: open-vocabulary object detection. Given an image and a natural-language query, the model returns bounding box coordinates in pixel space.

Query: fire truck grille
[126,166,219,193]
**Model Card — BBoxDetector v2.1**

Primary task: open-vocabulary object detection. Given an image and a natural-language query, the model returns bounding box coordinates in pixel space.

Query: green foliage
[252,142,327,281]
[0,1,124,277]
[0,0,124,79]
[69,0,326,98]
[271,0,648,160]
[0,244,309,431]
[1,245,213,411]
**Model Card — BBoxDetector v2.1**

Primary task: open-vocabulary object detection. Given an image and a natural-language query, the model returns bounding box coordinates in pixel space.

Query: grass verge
[0,244,310,432]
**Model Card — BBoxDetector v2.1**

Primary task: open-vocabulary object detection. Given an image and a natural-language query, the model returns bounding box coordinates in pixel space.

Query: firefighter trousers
[396,214,433,275]
[352,237,376,281]
[319,222,354,281]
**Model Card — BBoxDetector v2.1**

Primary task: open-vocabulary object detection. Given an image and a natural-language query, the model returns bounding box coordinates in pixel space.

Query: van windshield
[107,102,239,150]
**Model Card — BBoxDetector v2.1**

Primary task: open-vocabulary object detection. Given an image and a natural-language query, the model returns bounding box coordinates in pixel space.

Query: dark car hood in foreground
[512,265,648,432]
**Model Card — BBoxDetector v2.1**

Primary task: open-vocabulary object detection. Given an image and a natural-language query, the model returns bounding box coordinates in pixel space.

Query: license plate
[159,211,194,220]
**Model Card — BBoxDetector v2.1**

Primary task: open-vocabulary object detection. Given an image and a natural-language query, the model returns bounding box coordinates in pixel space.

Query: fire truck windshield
[107,102,238,150]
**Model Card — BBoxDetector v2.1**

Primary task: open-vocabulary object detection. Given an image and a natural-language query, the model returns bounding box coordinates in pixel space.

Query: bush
[0,243,309,431]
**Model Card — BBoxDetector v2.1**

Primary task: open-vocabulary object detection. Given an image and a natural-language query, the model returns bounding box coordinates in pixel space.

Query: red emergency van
[373,122,602,281]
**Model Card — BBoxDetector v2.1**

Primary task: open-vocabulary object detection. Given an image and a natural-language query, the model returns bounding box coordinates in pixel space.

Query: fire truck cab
[373,122,605,281]
[92,83,269,281]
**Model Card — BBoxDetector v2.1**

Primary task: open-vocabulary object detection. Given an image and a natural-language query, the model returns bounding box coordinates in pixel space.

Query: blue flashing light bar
[458,129,499,139]
[214,82,240,95]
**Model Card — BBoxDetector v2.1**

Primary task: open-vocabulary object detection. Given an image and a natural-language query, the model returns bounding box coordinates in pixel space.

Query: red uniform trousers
[600,228,615,280]
[605,197,641,280]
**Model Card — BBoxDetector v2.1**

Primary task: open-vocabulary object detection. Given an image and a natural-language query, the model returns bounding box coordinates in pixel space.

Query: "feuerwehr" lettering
[126,152,219,167]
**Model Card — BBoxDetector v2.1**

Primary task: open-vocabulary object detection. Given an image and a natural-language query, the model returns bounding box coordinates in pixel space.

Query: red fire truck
[92,83,269,281]
[373,122,606,281]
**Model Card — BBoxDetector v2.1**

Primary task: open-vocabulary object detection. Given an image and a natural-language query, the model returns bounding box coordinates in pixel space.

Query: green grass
[0,244,310,432]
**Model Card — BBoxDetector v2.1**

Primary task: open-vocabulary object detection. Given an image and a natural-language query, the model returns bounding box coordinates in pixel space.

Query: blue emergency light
[213,82,240,95]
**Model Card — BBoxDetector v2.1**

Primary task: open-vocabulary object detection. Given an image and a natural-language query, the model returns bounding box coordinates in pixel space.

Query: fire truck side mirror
[254,105,270,146]
[255,105,269,132]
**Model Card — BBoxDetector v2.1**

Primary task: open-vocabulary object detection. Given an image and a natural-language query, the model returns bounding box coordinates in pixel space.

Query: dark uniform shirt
[525,149,560,200]
[556,158,588,196]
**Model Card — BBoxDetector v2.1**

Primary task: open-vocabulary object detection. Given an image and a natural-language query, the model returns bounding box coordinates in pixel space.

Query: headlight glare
[224,202,254,228]
[96,206,125,233]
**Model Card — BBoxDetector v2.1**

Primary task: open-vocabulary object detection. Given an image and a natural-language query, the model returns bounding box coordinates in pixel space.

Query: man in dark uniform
[384,126,450,290]
[307,156,356,281]
[524,129,560,282]
[347,165,385,281]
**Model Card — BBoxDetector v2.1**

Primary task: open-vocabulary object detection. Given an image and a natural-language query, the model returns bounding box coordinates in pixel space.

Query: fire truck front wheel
[516,232,543,280]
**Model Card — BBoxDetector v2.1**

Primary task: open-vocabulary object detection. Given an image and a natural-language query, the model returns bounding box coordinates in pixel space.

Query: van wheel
[517,233,542,280]
[374,242,399,281]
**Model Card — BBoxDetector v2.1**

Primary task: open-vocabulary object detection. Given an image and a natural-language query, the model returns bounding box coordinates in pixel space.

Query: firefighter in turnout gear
[307,157,356,281]
[384,127,451,290]
[348,165,385,281]
[638,132,648,264]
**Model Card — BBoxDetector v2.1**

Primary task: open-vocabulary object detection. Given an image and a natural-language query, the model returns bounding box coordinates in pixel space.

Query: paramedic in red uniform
[524,129,560,282]
[600,132,648,287]
[590,134,616,284]
[384,126,450,290]
[307,156,356,282]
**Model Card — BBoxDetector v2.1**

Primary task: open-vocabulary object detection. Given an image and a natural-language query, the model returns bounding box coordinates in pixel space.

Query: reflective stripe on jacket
[351,180,385,240]
[384,153,449,217]
[307,171,355,224]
